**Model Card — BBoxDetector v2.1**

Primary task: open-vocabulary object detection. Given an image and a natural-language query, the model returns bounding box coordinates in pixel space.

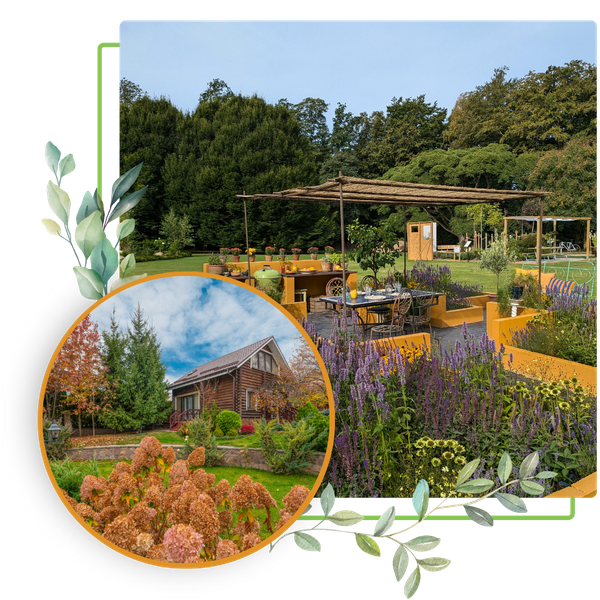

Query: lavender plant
[41,142,148,299]
[271,451,556,598]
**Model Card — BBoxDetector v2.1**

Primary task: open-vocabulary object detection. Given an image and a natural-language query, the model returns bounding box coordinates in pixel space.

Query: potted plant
[291,247,302,261]
[278,248,286,262]
[247,248,256,262]
[231,266,242,277]
[264,246,276,262]
[325,245,334,256]
[207,254,226,275]
[230,248,242,263]
[219,248,228,265]
[328,252,348,270]
[308,246,319,260]
[321,255,332,272]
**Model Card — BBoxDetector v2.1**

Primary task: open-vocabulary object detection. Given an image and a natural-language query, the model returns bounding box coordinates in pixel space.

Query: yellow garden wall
[545,472,597,498]
[430,295,483,328]
[368,332,431,353]
[467,294,491,308]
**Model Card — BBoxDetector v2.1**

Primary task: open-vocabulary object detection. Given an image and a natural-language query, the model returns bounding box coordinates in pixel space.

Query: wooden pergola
[238,176,549,307]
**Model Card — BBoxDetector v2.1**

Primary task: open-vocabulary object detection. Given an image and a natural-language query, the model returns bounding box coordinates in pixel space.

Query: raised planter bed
[545,472,597,498]
[430,295,483,328]
[486,302,597,392]
[65,444,326,474]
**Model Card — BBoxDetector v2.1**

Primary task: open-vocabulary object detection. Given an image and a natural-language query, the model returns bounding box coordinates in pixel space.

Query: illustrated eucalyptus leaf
[412,479,429,521]
[59,154,75,180]
[302,504,313,516]
[111,162,144,207]
[456,458,480,487]
[294,532,321,552]
[464,505,494,527]
[519,452,539,479]
[77,191,99,225]
[46,180,71,225]
[374,506,395,537]
[417,557,451,572]
[109,274,147,293]
[405,535,440,552]
[320,483,335,517]
[535,471,558,480]
[94,190,105,222]
[75,211,105,260]
[73,266,103,301]
[392,545,409,582]
[455,479,494,494]
[90,237,119,287]
[119,253,136,278]
[355,533,380,557]
[494,492,527,513]
[116,218,135,242]
[107,186,148,224]
[45,141,61,178]
[41,218,61,236]
[327,510,364,527]
[519,480,545,496]
[404,566,421,599]
[497,451,512,485]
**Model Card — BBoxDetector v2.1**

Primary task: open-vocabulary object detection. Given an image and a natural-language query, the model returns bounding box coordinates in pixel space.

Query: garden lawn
[216,433,287,448]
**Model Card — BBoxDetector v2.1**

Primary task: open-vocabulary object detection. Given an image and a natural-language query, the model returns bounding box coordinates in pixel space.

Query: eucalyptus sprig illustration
[41,141,148,299]
[271,451,556,598]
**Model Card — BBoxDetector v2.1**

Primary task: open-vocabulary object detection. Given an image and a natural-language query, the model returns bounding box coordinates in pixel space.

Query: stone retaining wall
[66,444,325,475]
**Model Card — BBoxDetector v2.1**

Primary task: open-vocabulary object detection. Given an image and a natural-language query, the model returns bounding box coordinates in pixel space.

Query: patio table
[319,289,443,333]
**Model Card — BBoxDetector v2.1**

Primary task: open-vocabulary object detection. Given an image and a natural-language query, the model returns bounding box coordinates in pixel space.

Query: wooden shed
[167,336,292,429]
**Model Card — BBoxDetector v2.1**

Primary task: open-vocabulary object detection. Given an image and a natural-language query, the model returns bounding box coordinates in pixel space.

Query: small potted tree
[264,246,276,262]
[479,238,517,298]
[291,247,302,261]
[230,248,242,263]
[321,255,332,272]
[308,246,319,260]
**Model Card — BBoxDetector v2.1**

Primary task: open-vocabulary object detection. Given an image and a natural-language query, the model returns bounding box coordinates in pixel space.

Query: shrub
[216,410,242,434]
[214,425,224,437]
[227,428,239,437]
[200,401,221,433]
[182,416,223,466]
[50,458,99,502]
[296,402,319,421]
[305,412,329,452]
[43,418,73,461]
[240,424,255,435]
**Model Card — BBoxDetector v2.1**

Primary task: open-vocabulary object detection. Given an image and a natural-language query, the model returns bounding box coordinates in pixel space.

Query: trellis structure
[238,176,549,307]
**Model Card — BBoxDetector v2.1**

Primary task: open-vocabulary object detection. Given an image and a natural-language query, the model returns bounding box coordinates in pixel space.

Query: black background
[18,15,597,598]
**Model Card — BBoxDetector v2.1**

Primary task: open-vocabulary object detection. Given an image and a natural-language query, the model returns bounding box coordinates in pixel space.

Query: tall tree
[290,97,331,162]
[120,78,148,106]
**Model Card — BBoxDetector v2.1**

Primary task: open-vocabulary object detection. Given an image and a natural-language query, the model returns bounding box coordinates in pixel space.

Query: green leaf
[111,162,143,206]
[116,218,135,243]
[519,480,545,496]
[535,471,558,480]
[73,266,103,301]
[109,274,147,293]
[519,452,539,479]
[119,253,136,278]
[456,458,480,487]
[75,211,105,260]
[107,186,148,223]
[404,566,421,599]
[320,483,335,517]
[464,505,494,527]
[374,506,395,537]
[327,510,364,527]
[405,535,440,552]
[494,492,527,513]
[94,190,105,222]
[41,218,61,236]
[77,191,99,225]
[46,180,71,225]
[59,154,75,180]
[302,504,312,516]
[497,451,512,485]
[455,479,494,494]
[412,479,429,521]
[45,141,60,179]
[392,545,409,582]
[355,533,380,557]
[417,557,451,572]
[90,238,119,287]
[294,532,321,552]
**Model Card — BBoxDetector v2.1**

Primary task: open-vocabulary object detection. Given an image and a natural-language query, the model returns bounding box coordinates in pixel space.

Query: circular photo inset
[39,273,333,567]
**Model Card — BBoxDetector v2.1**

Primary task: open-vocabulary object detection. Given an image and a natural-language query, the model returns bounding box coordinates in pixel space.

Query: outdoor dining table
[319,289,443,333]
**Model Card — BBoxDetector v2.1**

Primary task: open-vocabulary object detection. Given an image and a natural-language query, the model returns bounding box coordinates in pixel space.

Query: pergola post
[243,193,252,287]
[403,207,407,277]
[537,197,543,301]
[586,218,590,259]
[503,217,507,248]
[339,171,347,311]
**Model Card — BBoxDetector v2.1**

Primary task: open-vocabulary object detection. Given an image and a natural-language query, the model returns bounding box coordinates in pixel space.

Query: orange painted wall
[430,295,483,328]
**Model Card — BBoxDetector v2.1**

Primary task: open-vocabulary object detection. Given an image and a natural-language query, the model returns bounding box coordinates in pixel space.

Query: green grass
[131,254,596,294]
[216,433,287,448]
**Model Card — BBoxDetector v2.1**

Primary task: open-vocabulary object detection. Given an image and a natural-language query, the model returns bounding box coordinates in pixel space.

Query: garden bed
[430,294,484,328]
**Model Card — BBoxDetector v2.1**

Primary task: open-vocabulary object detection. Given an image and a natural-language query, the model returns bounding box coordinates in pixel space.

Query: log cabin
[167,336,293,429]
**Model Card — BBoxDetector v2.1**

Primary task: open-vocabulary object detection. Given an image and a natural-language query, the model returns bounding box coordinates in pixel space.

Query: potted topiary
[230,248,242,263]
[264,246,276,262]
[291,248,302,261]
[321,255,332,272]
[308,246,319,260]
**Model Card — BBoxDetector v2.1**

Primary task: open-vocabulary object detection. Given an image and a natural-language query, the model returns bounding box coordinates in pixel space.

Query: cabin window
[179,394,196,411]
[246,389,259,411]
[251,350,278,374]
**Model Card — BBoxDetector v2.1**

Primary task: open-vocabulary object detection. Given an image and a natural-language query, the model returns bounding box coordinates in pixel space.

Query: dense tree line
[120,60,596,249]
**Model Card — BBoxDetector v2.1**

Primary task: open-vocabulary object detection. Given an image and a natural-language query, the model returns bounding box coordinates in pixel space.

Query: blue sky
[120,21,596,121]
[90,276,304,384]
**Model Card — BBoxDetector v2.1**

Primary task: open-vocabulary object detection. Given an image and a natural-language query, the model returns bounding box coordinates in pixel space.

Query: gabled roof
[169,336,281,390]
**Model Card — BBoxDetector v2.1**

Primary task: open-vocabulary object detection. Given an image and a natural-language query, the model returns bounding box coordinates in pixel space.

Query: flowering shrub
[230,248,241,256]
[240,424,255,435]
[59,436,310,563]
[291,248,302,254]
[305,313,596,498]
[308,247,319,253]
[324,246,335,253]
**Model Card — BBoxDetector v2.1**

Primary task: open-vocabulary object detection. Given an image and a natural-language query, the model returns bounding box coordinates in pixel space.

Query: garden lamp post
[48,422,61,443]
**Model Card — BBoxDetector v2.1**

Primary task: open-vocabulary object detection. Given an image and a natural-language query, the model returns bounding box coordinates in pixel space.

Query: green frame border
[94,29,577,523]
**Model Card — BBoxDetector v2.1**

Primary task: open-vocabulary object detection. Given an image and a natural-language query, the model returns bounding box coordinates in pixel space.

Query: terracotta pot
[310,254,318,260]
[232,256,240,263]
[292,254,300,261]
[278,255,285,262]
[248,256,255,262]
[208,265,226,275]
[231,272,241,277]
[265,255,273,262]
[321,262,332,272]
